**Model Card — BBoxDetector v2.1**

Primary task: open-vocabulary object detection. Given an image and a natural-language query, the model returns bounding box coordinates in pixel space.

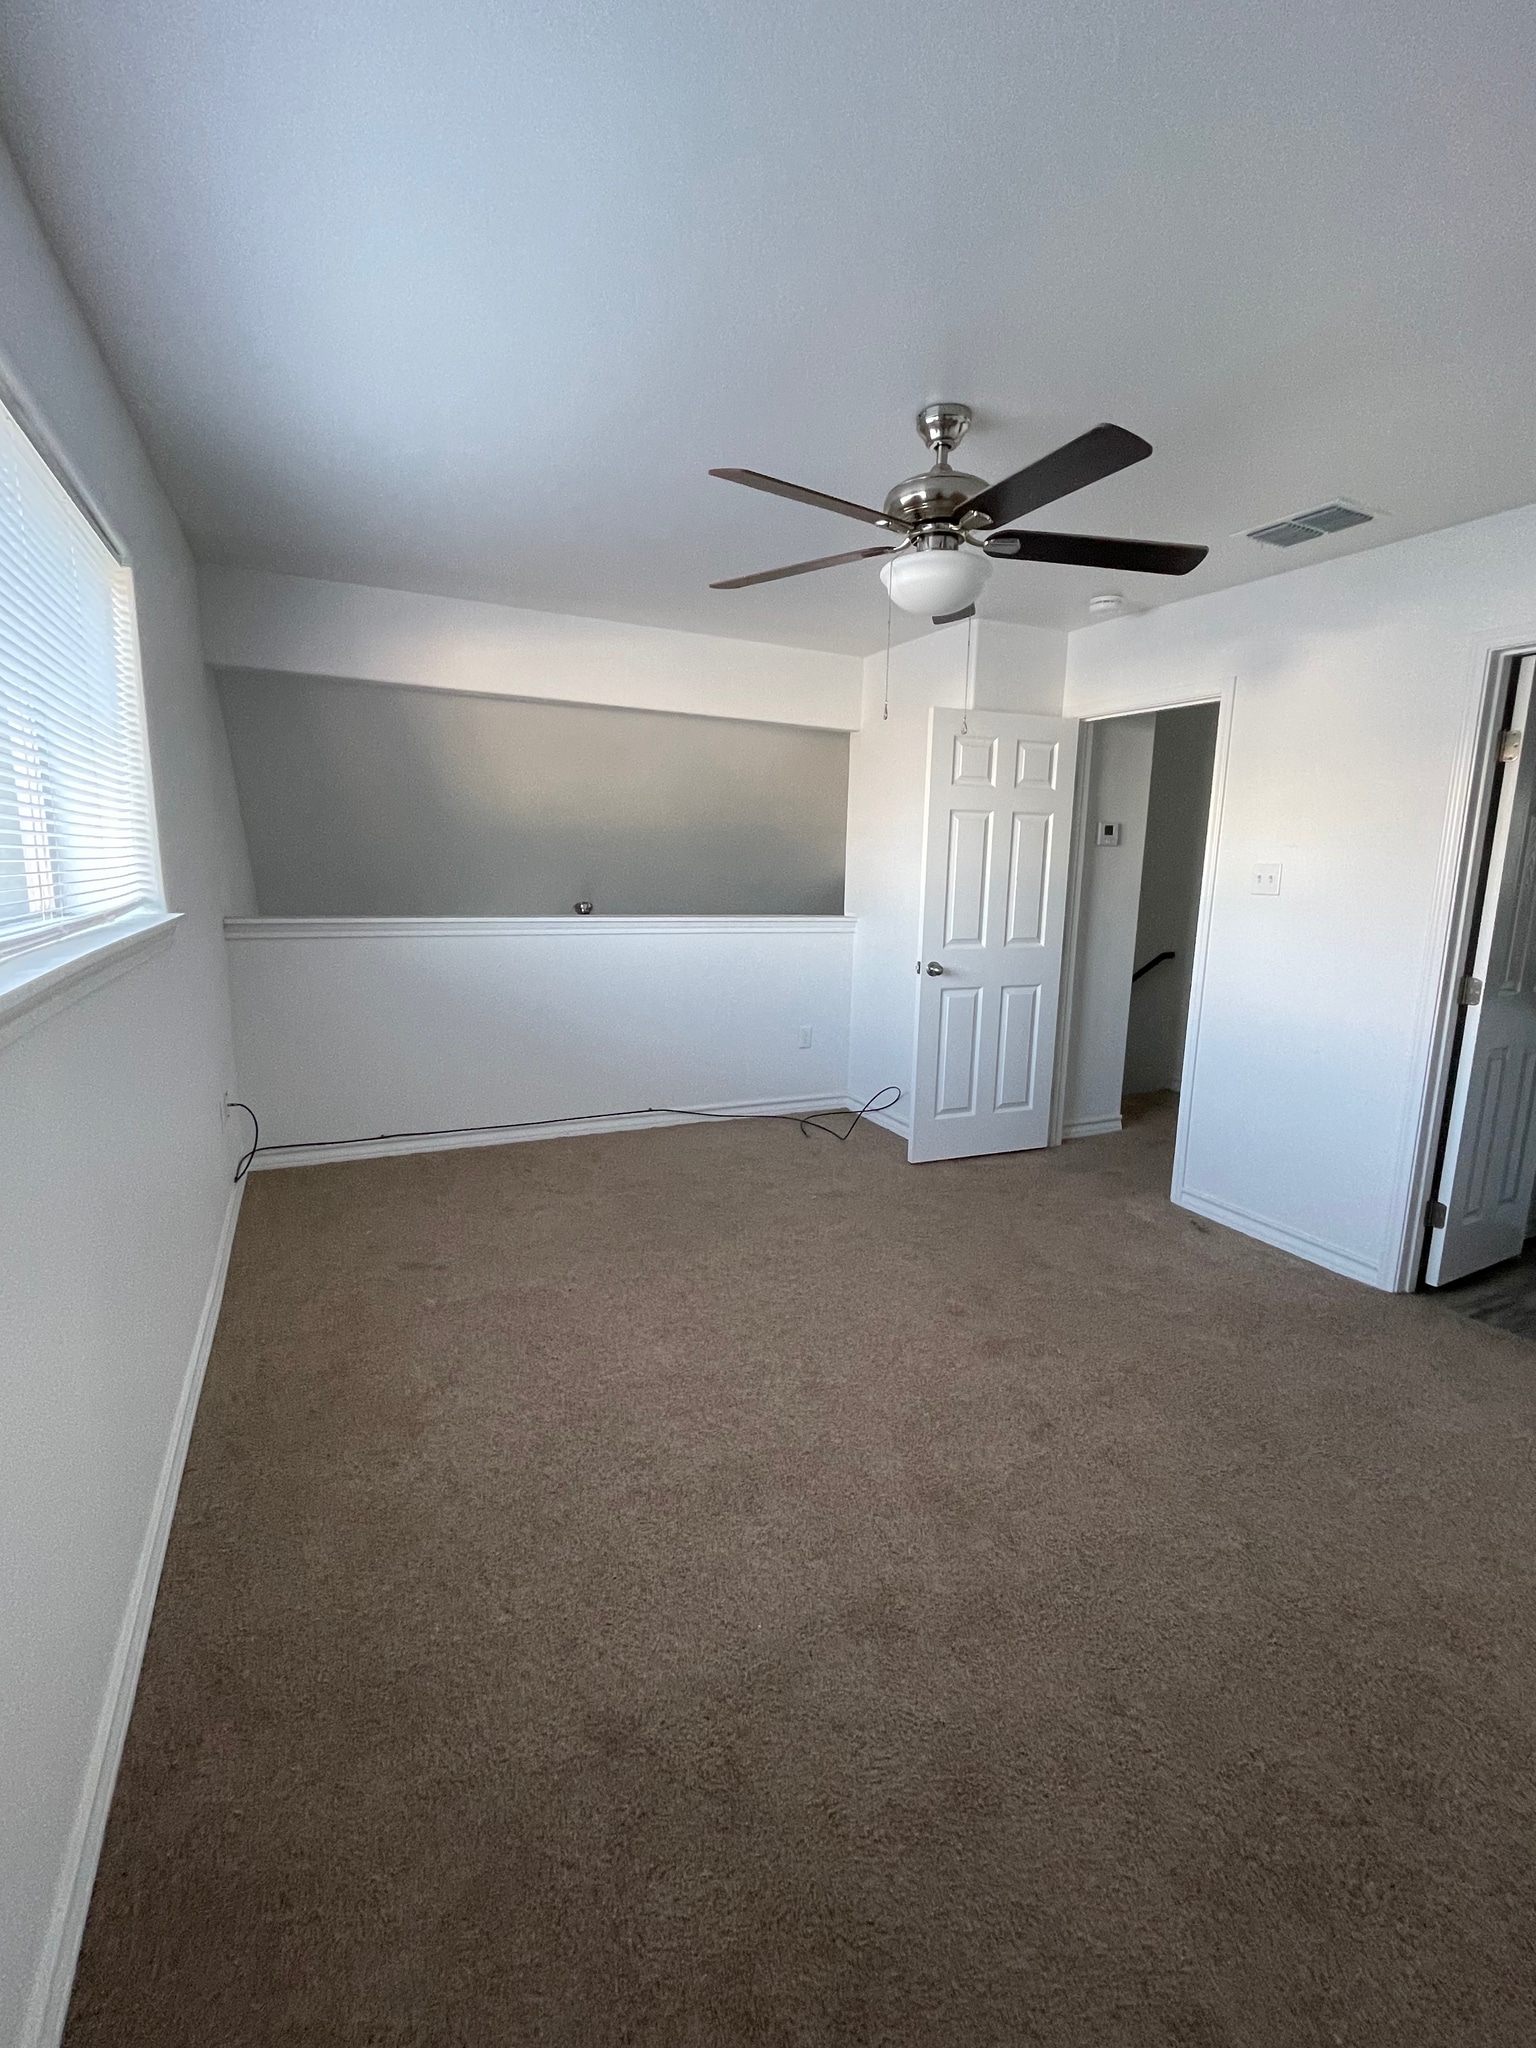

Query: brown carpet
[65,1098,1536,2046]
[1432,1236,1536,1342]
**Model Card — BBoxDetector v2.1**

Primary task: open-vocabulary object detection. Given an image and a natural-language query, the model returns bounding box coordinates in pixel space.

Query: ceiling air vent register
[1248,503,1373,548]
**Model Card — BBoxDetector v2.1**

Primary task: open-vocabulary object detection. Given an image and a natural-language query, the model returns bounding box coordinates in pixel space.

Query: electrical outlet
[798,1026,813,1049]
[1251,863,1282,896]
[220,1092,231,1126]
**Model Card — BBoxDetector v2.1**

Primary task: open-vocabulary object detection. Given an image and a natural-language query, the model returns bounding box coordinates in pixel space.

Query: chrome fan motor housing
[882,401,992,531]
[882,467,989,527]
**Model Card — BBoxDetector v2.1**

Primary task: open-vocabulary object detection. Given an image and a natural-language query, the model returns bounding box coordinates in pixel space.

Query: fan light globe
[880,548,991,617]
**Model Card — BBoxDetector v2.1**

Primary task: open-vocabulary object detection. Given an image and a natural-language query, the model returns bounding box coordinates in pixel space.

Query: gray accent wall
[217,669,849,917]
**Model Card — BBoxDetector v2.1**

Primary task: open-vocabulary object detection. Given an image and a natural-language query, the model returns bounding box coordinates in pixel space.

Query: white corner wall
[844,618,1067,1130]
[199,566,864,731]
[1064,502,1536,1289]
[224,917,854,1160]
[0,141,254,2047]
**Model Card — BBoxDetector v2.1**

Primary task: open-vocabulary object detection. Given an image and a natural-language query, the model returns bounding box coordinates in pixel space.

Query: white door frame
[1392,625,1536,1291]
[1049,718,1098,1146]
[1050,687,1233,1208]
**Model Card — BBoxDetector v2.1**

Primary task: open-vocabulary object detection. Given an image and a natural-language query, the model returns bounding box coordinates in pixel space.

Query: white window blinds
[0,397,161,962]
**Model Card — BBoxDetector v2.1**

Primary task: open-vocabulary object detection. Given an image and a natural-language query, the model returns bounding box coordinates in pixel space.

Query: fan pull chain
[883,585,893,721]
[961,607,974,734]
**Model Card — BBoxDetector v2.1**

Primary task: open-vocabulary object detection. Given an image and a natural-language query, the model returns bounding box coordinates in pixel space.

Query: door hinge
[1427,1199,1448,1229]
[1500,728,1522,763]
[1459,974,1483,1006]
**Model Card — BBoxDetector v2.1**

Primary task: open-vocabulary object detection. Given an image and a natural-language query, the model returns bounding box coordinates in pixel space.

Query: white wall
[1062,715,1156,1137]
[1064,501,1536,1289]
[0,140,254,2047]
[199,566,864,731]
[844,618,1067,1131]
[225,917,855,1162]
[845,630,964,1131]
[969,618,1072,718]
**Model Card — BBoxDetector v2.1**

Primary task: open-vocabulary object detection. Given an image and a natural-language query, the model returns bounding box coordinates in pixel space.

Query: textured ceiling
[1,0,1533,654]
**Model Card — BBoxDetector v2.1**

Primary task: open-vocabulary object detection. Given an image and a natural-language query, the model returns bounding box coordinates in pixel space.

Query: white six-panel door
[1426,653,1536,1284]
[908,708,1079,1163]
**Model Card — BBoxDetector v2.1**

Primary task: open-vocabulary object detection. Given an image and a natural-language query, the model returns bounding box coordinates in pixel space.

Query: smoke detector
[1087,592,1126,617]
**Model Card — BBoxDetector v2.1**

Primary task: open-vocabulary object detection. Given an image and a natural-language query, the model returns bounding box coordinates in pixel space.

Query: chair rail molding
[225,915,857,941]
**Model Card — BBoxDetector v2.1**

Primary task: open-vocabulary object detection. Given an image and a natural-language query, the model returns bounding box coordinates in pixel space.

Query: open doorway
[1058,701,1221,1143]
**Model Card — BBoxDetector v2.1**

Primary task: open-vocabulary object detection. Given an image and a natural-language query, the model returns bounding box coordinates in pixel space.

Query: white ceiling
[1,0,1533,655]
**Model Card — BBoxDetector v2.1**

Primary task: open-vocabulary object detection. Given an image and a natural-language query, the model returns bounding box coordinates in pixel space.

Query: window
[0,393,161,965]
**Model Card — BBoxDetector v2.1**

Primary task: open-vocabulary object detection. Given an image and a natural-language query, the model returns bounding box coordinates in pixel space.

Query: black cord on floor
[676,1087,901,1143]
[228,1101,260,1182]
[230,1087,901,1179]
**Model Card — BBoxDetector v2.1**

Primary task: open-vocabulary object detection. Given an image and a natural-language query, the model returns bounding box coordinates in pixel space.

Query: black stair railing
[1131,949,1176,983]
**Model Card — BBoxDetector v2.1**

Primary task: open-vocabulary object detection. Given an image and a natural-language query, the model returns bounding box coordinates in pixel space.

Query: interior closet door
[908,707,1079,1163]
[1427,653,1536,1285]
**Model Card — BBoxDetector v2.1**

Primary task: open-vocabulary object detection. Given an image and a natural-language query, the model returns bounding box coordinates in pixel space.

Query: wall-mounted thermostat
[1096,821,1122,847]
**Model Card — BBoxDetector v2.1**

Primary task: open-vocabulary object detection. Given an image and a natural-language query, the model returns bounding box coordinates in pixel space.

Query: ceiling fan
[709,404,1207,624]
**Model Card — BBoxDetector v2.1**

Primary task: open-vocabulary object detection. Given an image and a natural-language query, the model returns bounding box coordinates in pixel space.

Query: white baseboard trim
[1174,1185,1384,1289]
[1063,1113,1123,1139]
[22,1180,244,2048]
[858,1102,910,1141]
[248,1094,854,1170]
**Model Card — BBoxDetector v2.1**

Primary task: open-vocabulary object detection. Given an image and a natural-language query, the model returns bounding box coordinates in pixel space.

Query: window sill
[0,909,183,1052]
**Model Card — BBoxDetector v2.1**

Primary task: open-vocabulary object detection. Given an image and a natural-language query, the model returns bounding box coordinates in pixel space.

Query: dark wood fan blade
[983,530,1207,575]
[710,468,907,530]
[932,605,976,625]
[711,545,898,590]
[955,423,1153,529]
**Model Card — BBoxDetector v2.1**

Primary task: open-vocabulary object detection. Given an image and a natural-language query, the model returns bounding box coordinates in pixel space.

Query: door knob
[926,961,945,976]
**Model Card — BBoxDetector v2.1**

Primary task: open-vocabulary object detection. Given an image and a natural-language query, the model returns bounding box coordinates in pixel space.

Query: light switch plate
[1096,821,1122,847]
[1252,862,1282,896]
